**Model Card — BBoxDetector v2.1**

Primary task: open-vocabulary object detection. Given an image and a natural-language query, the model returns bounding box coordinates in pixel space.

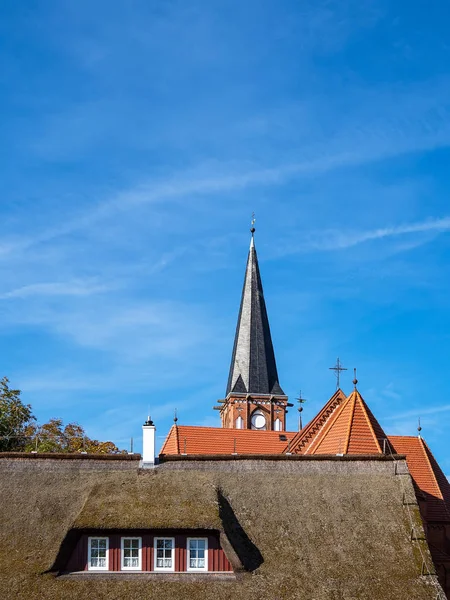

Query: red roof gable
[303,388,387,455]
[159,425,296,456]
[288,388,346,454]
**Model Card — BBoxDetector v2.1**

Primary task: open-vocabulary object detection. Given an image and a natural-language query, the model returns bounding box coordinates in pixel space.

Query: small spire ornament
[173,408,178,424]
[353,368,358,389]
[418,417,422,439]
[296,390,307,431]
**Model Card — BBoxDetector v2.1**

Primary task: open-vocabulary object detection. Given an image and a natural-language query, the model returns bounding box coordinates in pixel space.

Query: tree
[0,376,122,454]
[23,418,122,454]
[0,377,35,451]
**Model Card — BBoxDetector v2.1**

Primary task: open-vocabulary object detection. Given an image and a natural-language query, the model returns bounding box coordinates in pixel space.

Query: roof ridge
[174,424,180,454]
[344,391,357,454]
[358,391,383,453]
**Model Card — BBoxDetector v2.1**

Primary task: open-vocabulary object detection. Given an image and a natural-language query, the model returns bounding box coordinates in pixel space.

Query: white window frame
[154,537,175,572]
[88,536,109,571]
[274,417,282,431]
[187,537,208,572]
[121,536,142,571]
[235,415,244,429]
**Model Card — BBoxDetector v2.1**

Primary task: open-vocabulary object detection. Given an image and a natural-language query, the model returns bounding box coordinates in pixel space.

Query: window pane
[156,539,173,568]
[188,539,206,569]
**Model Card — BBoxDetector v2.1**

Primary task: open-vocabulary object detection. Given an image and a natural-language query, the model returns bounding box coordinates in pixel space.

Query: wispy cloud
[0,280,112,300]
[387,404,450,421]
[309,216,450,251]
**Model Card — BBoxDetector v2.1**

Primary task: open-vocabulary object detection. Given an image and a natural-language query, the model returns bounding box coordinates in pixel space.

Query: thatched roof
[0,455,444,599]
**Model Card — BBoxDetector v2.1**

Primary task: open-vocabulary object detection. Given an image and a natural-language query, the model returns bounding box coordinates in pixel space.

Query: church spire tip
[250,212,256,248]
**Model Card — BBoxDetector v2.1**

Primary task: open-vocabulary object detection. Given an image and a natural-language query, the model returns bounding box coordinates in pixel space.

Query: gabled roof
[287,388,346,454]
[159,425,295,456]
[226,233,284,396]
[303,388,388,455]
[388,435,450,522]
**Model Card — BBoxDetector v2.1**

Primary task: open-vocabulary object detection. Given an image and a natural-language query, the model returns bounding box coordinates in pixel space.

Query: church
[0,227,449,600]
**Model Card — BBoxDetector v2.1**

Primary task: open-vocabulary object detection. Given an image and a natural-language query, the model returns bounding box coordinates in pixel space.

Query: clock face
[251,412,266,430]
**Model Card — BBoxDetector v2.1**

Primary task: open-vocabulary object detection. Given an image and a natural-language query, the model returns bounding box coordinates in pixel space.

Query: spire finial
[143,415,154,426]
[296,390,307,431]
[250,212,256,235]
[353,368,358,389]
[329,357,347,390]
[418,417,422,438]
[173,408,178,424]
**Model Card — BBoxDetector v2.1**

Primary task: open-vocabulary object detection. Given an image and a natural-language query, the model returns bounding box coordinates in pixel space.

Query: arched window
[250,409,267,430]
[274,418,282,431]
[235,416,244,429]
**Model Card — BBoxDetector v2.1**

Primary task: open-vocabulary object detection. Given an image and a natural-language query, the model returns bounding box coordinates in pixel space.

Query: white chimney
[142,416,156,466]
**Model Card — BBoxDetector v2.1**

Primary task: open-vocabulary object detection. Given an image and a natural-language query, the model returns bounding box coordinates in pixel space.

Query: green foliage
[0,376,122,454]
[0,376,35,451]
[24,418,122,454]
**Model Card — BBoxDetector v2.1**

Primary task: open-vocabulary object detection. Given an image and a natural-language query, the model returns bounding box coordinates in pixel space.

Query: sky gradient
[1,1,450,469]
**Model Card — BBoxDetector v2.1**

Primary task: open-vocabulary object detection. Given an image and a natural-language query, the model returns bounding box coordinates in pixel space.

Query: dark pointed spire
[226,225,284,396]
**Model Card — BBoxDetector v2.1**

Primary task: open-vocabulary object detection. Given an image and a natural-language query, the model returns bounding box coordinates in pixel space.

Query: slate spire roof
[226,231,284,396]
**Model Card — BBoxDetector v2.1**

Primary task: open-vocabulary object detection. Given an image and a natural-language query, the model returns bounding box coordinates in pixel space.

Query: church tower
[214,224,292,430]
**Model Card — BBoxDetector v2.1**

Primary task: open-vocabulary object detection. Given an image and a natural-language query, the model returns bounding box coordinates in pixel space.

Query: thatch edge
[0,452,141,461]
[159,453,406,462]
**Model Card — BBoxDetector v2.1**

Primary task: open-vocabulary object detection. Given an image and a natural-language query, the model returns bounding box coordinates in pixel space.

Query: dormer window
[187,538,208,571]
[154,537,175,571]
[63,530,233,575]
[121,537,142,570]
[88,537,109,570]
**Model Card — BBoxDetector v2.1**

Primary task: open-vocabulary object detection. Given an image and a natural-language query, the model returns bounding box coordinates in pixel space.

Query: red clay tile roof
[159,425,296,456]
[159,424,180,455]
[303,388,387,455]
[388,435,450,522]
[287,389,346,454]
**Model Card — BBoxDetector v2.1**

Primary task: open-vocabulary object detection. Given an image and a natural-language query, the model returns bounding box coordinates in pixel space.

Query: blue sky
[1,1,450,469]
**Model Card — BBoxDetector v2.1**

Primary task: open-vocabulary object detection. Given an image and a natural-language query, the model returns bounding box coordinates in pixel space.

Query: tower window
[251,410,267,430]
[235,416,244,429]
[274,418,282,431]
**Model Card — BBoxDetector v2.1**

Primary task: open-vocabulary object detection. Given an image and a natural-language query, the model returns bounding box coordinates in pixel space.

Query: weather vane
[329,357,347,390]
[418,417,422,438]
[251,212,256,235]
[353,368,358,389]
[296,390,307,431]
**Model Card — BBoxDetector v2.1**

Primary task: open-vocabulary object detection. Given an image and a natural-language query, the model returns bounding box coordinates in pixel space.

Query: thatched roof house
[0,453,445,600]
